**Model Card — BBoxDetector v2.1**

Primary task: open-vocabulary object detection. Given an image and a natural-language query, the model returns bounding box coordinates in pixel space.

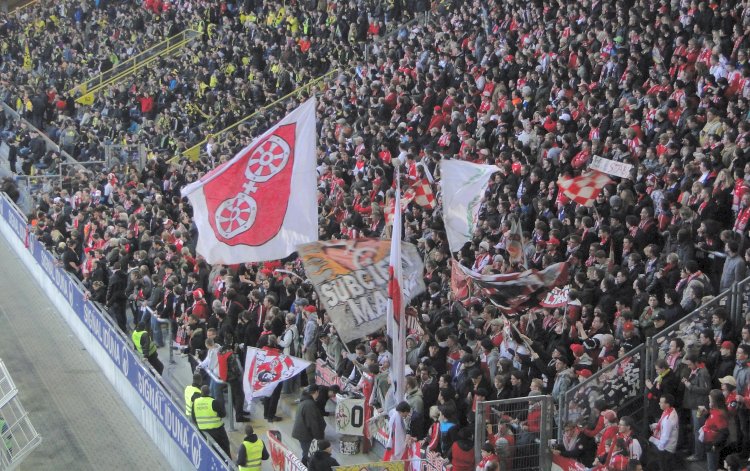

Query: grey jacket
[682,366,711,410]
[720,254,747,292]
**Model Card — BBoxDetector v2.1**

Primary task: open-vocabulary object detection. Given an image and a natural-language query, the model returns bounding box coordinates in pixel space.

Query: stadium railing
[475,395,554,471]
[558,283,745,440]
[70,29,200,105]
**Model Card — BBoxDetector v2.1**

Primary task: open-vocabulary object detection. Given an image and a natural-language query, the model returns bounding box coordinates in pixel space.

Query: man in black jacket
[307,439,339,471]
[292,385,326,466]
[106,261,128,332]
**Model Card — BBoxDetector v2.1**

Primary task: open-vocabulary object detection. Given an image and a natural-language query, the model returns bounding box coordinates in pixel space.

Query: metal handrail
[69,29,199,97]
[191,354,236,432]
[176,68,339,162]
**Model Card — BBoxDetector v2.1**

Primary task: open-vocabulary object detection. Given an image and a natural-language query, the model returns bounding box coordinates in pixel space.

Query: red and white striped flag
[384,188,415,226]
[557,170,613,207]
[387,166,407,402]
[412,178,436,209]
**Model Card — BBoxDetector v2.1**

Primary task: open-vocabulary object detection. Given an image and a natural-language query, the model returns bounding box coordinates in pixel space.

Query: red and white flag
[412,178,436,209]
[385,187,415,226]
[243,346,310,407]
[557,170,613,207]
[387,166,407,402]
[552,455,587,471]
[181,98,318,264]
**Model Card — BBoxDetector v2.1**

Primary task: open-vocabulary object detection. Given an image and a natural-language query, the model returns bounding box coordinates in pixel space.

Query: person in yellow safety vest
[192,385,232,458]
[236,424,269,471]
[184,373,203,418]
[132,321,164,375]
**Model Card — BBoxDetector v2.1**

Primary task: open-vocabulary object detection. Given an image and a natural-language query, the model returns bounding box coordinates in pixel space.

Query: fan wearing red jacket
[700,390,730,471]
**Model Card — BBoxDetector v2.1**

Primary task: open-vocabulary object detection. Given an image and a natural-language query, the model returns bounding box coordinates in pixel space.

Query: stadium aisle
[0,235,168,470]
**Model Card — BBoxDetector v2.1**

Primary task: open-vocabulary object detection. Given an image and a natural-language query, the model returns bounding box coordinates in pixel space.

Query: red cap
[192,288,204,299]
[623,321,635,332]
[570,344,584,357]
[721,341,735,351]
[578,369,593,378]
[602,356,616,364]
[548,237,561,246]
[304,305,317,313]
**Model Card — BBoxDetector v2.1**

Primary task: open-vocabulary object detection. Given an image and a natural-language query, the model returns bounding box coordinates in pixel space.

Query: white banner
[440,160,499,253]
[243,347,310,407]
[589,156,633,179]
[335,394,366,436]
[181,98,318,264]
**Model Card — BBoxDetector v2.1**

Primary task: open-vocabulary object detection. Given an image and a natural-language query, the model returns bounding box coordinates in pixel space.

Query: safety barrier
[70,29,199,104]
[0,102,76,167]
[177,13,433,163]
[558,282,746,441]
[267,430,306,471]
[558,343,646,440]
[475,395,554,471]
[8,0,40,15]
[178,68,339,162]
[0,192,233,470]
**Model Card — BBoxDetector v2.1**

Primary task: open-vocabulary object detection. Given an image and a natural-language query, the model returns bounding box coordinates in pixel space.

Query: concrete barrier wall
[0,192,231,471]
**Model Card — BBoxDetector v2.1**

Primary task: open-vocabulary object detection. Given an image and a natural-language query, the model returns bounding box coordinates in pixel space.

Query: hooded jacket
[292,392,326,441]
[307,450,340,471]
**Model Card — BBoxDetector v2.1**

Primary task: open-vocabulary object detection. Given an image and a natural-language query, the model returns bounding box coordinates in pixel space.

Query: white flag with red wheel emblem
[243,347,310,407]
[181,99,318,264]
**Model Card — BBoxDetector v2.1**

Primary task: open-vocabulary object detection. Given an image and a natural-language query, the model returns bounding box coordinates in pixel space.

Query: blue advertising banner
[0,196,228,471]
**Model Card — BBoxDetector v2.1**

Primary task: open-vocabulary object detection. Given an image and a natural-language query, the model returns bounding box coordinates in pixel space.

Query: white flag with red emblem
[243,347,310,407]
[181,98,318,264]
[557,170,613,207]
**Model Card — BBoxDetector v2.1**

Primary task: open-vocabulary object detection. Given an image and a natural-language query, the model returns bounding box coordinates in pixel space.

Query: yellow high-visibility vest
[238,440,264,471]
[193,397,222,430]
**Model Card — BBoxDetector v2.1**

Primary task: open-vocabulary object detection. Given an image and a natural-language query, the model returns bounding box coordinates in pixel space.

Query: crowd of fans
[8,0,750,469]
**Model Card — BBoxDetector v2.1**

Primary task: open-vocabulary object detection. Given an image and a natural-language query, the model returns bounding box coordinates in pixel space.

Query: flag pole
[390,159,406,402]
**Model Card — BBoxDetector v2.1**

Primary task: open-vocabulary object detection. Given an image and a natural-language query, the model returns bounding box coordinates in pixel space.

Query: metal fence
[732,276,750,327]
[475,395,554,471]
[558,343,646,440]
[0,359,42,470]
[69,29,199,101]
[558,282,745,443]
[104,144,146,171]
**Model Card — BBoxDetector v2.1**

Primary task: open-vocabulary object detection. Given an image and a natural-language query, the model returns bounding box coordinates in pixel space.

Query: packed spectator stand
[6,0,750,470]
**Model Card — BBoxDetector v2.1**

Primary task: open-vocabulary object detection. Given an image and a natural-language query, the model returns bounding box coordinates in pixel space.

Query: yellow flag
[183,146,200,161]
[23,43,32,71]
[76,93,94,106]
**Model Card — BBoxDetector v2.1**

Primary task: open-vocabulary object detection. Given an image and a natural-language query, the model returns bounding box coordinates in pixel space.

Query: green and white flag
[440,160,499,254]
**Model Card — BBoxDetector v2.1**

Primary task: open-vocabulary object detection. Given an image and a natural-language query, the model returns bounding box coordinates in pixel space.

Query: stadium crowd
[6,0,750,470]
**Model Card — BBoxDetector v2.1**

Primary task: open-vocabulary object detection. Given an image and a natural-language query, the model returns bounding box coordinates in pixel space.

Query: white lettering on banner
[83,302,123,369]
[138,371,166,422]
[191,432,202,468]
[589,156,634,179]
[39,250,74,305]
[319,259,391,327]
[8,209,227,470]
[7,210,25,242]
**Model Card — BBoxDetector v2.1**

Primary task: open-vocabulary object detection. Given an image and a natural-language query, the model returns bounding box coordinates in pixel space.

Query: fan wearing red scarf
[648,394,678,471]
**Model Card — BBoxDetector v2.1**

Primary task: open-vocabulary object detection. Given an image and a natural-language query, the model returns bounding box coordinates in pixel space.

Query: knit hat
[721,341,735,351]
[578,369,593,379]
[601,410,617,423]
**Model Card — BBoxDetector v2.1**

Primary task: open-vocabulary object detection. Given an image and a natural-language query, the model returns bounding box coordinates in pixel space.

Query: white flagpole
[390,160,406,402]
